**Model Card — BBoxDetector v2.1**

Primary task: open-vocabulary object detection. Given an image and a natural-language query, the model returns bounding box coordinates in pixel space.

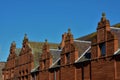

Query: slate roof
[112,23,120,28]
[75,47,91,63]
[50,49,61,64]
[76,32,97,41]
[111,27,120,48]
[74,40,91,57]
[28,41,59,68]
[49,40,91,68]
[49,49,61,68]
[15,48,21,56]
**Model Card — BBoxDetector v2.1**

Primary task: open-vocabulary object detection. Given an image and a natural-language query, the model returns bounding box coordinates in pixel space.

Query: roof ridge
[74,40,91,43]
[111,27,120,30]
[50,58,61,68]
[114,49,120,55]
[50,49,62,51]
[29,41,59,44]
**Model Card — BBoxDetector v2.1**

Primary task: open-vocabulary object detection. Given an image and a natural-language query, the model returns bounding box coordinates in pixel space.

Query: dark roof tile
[28,41,59,68]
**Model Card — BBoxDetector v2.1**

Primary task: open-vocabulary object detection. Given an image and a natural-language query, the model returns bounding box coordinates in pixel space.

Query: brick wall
[91,57,115,80]
[61,65,76,80]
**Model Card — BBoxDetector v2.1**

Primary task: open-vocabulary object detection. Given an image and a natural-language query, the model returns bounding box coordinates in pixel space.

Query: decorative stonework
[40,40,52,70]
[61,29,78,65]
[2,41,17,80]
[91,13,118,59]
[2,13,120,80]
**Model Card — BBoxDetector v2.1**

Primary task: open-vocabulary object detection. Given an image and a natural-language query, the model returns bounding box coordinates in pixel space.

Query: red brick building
[2,13,120,80]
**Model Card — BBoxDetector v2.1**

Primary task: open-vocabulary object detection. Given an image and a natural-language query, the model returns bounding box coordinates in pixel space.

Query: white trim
[50,58,61,68]
[114,49,120,55]
[74,40,91,43]
[31,65,39,72]
[75,46,91,63]
[50,49,62,51]
[111,27,120,30]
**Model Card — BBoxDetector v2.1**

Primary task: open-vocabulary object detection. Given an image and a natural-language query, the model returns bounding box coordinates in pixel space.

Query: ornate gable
[5,41,17,70]
[18,34,34,69]
[40,40,52,70]
[91,13,118,59]
[61,29,78,65]
[7,41,17,61]
[19,34,32,56]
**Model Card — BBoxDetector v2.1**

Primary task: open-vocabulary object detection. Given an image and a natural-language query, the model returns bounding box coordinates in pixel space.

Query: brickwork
[91,13,118,59]
[2,13,120,80]
[17,35,34,80]
[39,40,53,80]
[2,42,17,80]
[91,57,115,80]
[91,13,119,80]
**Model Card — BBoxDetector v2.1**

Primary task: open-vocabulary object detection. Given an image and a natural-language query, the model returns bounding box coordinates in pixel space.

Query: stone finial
[68,28,71,34]
[10,41,16,53]
[11,41,16,46]
[102,12,106,18]
[45,39,48,44]
[24,33,28,39]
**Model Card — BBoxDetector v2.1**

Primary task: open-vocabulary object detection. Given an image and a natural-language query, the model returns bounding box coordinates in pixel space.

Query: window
[66,53,70,64]
[99,43,106,56]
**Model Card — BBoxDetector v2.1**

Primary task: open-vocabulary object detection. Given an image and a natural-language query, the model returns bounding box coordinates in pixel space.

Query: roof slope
[28,41,59,67]
[76,27,120,48]
[76,32,97,41]
[112,23,120,28]
[74,40,91,57]
[50,40,91,68]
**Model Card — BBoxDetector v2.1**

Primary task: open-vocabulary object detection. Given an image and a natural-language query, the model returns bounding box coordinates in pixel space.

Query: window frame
[99,43,106,56]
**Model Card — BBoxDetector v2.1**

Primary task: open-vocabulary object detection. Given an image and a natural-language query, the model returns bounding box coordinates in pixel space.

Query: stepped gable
[76,25,120,48]
[60,29,91,57]
[50,29,91,68]
[3,42,21,70]
[76,14,120,62]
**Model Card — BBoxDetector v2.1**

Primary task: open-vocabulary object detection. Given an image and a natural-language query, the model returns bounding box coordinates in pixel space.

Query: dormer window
[99,43,106,56]
[66,53,70,64]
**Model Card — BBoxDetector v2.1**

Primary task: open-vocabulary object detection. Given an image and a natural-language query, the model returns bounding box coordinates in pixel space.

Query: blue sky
[0,0,120,61]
